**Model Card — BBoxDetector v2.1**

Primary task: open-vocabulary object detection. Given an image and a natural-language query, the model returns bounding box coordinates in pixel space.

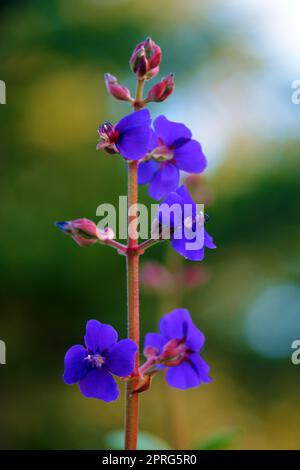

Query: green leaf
[104,430,171,450]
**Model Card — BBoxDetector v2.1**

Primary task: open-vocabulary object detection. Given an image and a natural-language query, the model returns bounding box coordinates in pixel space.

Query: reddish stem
[124,78,145,451]
[124,160,140,450]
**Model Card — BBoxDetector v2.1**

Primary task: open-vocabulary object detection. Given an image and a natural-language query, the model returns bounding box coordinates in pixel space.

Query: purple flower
[97,109,152,160]
[63,320,137,402]
[138,115,207,200]
[155,185,216,261]
[144,309,211,390]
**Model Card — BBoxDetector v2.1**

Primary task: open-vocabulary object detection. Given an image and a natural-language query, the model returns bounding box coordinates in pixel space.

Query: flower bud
[104,73,132,102]
[129,37,162,80]
[131,47,148,79]
[55,218,100,247]
[96,121,118,154]
[146,73,175,103]
[144,37,161,69]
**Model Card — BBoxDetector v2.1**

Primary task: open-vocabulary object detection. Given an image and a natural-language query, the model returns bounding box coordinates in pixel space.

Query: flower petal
[63,345,89,385]
[154,115,192,146]
[148,163,179,200]
[171,226,205,262]
[158,191,184,228]
[176,185,196,213]
[159,308,205,352]
[79,368,119,402]
[159,308,191,341]
[187,353,211,383]
[166,353,210,389]
[144,333,167,355]
[106,339,137,377]
[138,160,158,184]
[115,109,151,133]
[174,140,207,173]
[84,320,118,354]
[116,125,151,160]
[204,230,216,249]
[149,129,159,151]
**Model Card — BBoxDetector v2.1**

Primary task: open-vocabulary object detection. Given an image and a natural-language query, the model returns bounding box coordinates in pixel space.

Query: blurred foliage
[0,0,300,451]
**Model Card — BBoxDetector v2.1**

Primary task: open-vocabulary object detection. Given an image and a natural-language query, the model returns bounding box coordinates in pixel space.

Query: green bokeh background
[0,0,300,450]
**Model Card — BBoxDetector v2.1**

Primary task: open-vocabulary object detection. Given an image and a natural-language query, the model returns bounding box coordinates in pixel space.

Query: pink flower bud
[146,73,175,103]
[55,218,100,247]
[129,37,162,80]
[104,73,132,102]
[96,121,119,154]
[144,37,161,69]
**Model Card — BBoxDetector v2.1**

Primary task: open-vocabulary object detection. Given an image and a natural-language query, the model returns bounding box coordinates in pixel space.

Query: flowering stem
[124,77,147,451]
[125,159,140,450]
[134,79,145,111]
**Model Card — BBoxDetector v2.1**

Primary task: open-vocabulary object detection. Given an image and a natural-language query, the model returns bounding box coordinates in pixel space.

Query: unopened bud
[146,73,175,103]
[104,73,132,101]
[129,37,162,80]
[55,218,100,247]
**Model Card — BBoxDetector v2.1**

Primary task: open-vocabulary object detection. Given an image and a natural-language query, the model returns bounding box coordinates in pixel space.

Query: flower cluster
[57,37,216,446]
[64,310,210,401]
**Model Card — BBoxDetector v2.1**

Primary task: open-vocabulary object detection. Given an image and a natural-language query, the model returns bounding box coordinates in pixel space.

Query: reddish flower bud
[144,37,162,69]
[96,121,119,154]
[55,218,100,247]
[129,37,162,80]
[104,73,132,102]
[146,66,159,80]
[131,47,148,79]
[146,73,175,103]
